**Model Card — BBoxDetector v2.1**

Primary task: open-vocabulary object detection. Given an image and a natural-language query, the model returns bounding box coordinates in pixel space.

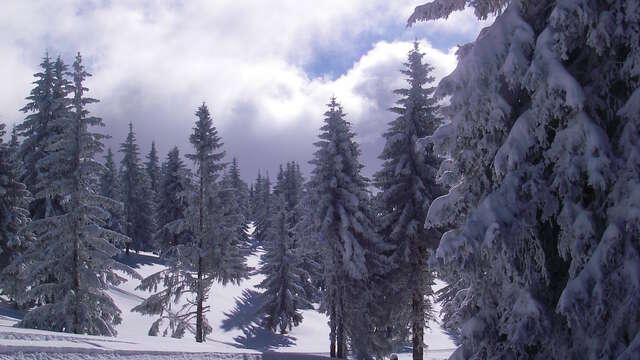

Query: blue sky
[0,0,490,181]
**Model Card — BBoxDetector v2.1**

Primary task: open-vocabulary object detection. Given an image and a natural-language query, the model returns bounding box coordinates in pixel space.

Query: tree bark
[412,248,424,360]
[337,286,346,359]
[195,255,204,342]
[195,162,206,343]
[330,302,337,358]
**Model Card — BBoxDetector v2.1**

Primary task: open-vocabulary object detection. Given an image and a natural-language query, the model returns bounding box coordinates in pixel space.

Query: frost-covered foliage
[17,53,139,336]
[372,41,443,360]
[411,1,640,358]
[119,122,155,253]
[99,148,122,234]
[308,97,386,359]
[257,162,311,334]
[134,103,248,343]
[16,55,69,221]
[146,141,161,196]
[407,0,507,24]
[221,158,251,253]
[155,146,193,252]
[0,122,32,305]
[252,172,272,245]
[226,158,250,220]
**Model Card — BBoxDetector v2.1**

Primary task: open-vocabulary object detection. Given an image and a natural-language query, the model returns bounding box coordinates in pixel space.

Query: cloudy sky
[0,0,489,182]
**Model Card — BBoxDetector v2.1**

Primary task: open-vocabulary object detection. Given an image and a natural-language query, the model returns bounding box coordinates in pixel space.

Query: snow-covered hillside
[1,250,454,359]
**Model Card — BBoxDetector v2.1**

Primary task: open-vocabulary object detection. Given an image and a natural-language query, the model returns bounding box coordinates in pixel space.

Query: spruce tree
[99,148,122,233]
[254,172,272,244]
[134,103,248,342]
[257,163,311,334]
[155,146,192,252]
[0,123,32,306]
[16,54,66,220]
[18,53,138,335]
[146,141,161,195]
[221,159,251,253]
[119,122,154,254]
[373,41,443,360]
[410,1,640,358]
[309,97,385,359]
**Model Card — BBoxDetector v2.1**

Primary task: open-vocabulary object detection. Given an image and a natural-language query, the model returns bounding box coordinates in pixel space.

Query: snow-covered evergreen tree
[119,122,155,254]
[0,122,32,305]
[372,41,443,360]
[221,158,251,254]
[146,141,161,195]
[16,54,68,220]
[257,163,311,334]
[253,172,272,244]
[155,146,192,252]
[134,103,248,342]
[226,157,250,219]
[18,53,138,335]
[411,1,640,358]
[99,148,122,233]
[308,97,385,359]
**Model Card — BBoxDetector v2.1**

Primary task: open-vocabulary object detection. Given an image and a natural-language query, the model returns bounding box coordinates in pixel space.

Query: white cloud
[0,0,482,179]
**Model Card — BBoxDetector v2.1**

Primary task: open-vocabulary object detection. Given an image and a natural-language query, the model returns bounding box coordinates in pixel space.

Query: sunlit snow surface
[1,248,454,359]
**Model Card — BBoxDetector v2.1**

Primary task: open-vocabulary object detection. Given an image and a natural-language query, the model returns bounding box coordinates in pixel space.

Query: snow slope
[1,250,454,359]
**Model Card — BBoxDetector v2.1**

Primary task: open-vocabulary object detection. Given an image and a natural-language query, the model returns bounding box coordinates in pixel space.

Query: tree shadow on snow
[0,299,25,321]
[114,252,166,269]
[222,289,296,351]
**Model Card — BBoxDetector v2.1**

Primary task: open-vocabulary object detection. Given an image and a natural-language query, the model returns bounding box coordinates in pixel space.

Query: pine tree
[155,146,192,252]
[410,1,640,358]
[257,163,311,334]
[372,41,443,360]
[0,122,32,306]
[18,52,138,335]
[309,97,385,359]
[119,122,154,254]
[99,148,122,233]
[134,103,248,342]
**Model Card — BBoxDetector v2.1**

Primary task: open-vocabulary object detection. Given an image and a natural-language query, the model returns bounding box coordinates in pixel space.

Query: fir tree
[119,122,154,254]
[146,141,161,195]
[257,163,311,334]
[155,146,192,252]
[18,53,138,335]
[0,123,32,306]
[372,41,443,360]
[254,172,272,244]
[221,159,251,253]
[99,148,122,233]
[411,1,640,358]
[134,103,248,342]
[258,193,310,333]
[16,54,67,220]
[309,97,385,359]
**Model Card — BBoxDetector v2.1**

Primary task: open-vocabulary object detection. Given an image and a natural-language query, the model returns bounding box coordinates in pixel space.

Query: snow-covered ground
[0,249,454,359]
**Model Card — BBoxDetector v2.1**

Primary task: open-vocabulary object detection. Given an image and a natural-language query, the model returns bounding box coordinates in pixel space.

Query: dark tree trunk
[330,302,337,358]
[412,247,425,360]
[337,288,346,359]
[195,255,204,343]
